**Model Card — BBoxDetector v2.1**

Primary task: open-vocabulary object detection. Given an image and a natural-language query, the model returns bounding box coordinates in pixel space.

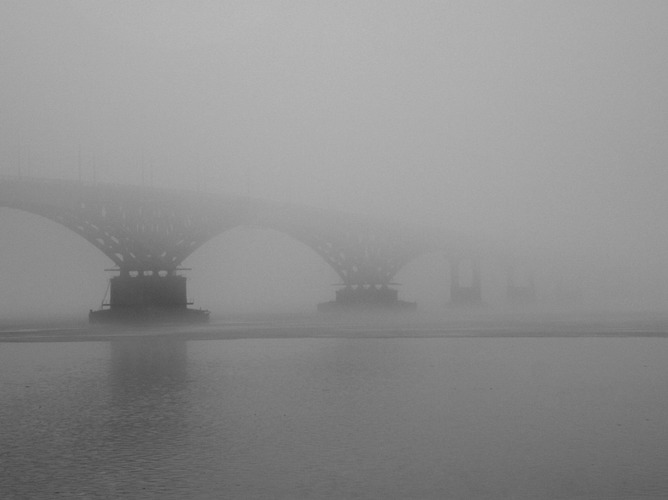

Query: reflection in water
[110,338,188,388]
[2,335,668,499]
[0,339,194,498]
[105,339,192,497]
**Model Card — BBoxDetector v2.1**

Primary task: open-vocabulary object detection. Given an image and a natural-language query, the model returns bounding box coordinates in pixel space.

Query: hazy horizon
[1,1,667,318]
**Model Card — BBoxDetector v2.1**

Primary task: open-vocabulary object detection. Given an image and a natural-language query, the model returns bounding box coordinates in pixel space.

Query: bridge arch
[393,250,451,309]
[0,207,111,318]
[0,178,483,314]
[0,178,457,284]
[183,225,339,311]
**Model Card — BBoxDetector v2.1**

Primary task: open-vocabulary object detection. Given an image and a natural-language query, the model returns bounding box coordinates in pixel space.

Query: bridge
[0,177,533,321]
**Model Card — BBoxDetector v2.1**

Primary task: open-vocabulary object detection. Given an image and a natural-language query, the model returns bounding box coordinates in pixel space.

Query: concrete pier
[506,265,536,305]
[89,272,209,324]
[450,257,483,307]
[318,284,416,311]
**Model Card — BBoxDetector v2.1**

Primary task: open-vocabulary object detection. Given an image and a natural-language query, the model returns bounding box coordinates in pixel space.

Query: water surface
[2,324,668,499]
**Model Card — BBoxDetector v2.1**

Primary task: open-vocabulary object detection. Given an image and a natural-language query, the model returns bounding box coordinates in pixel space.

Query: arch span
[0,177,480,314]
[0,178,250,273]
[183,225,338,312]
[0,207,111,318]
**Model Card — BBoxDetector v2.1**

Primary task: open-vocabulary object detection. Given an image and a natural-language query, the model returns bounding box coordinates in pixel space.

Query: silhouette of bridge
[0,177,532,321]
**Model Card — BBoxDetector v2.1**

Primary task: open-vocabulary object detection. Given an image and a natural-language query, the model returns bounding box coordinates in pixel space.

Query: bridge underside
[0,178,475,320]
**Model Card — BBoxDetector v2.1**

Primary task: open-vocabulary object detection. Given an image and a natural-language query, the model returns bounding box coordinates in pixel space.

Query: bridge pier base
[317,285,416,312]
[449,257,483,307]
[89,272,209,324]
[506,265,536,305]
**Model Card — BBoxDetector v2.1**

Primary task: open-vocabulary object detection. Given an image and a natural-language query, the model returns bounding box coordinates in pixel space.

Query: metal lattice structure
[0,177,475,286]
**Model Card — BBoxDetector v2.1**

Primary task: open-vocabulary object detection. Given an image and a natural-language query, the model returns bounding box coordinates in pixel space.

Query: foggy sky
[1,1,667,316]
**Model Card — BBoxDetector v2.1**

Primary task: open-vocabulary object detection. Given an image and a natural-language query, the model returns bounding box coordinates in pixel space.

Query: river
[2,315,668,499]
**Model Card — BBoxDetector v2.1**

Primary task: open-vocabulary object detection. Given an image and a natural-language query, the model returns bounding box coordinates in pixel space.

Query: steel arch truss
[250,202,438,287]
[0,178,468,283]
[0,180,248,273]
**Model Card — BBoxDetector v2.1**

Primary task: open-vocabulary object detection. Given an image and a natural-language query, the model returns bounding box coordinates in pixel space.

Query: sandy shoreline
[2,316,668,343]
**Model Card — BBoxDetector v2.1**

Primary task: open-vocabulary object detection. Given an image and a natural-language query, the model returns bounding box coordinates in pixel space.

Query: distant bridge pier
[334,284,398,306]
[449,256,483,307]
[506,265,536,305]
[318,283,416,311]
[89,269,209,324]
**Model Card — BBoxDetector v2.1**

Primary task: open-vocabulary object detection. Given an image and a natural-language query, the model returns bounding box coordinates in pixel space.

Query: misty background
[1,1,667,318]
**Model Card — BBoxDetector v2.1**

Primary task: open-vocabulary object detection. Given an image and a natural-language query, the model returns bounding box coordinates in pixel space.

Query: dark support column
[318,283,416,311]
[334,284,398,305]
[90,270,209,323]
[109,273,188,309]
[450,256,483,307]
[506,265,536,305]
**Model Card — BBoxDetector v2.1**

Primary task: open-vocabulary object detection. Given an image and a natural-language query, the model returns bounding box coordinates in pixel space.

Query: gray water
[2,328,668,499]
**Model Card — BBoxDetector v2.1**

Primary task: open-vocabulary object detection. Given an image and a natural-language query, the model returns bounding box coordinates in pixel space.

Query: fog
[1,1,667,319]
